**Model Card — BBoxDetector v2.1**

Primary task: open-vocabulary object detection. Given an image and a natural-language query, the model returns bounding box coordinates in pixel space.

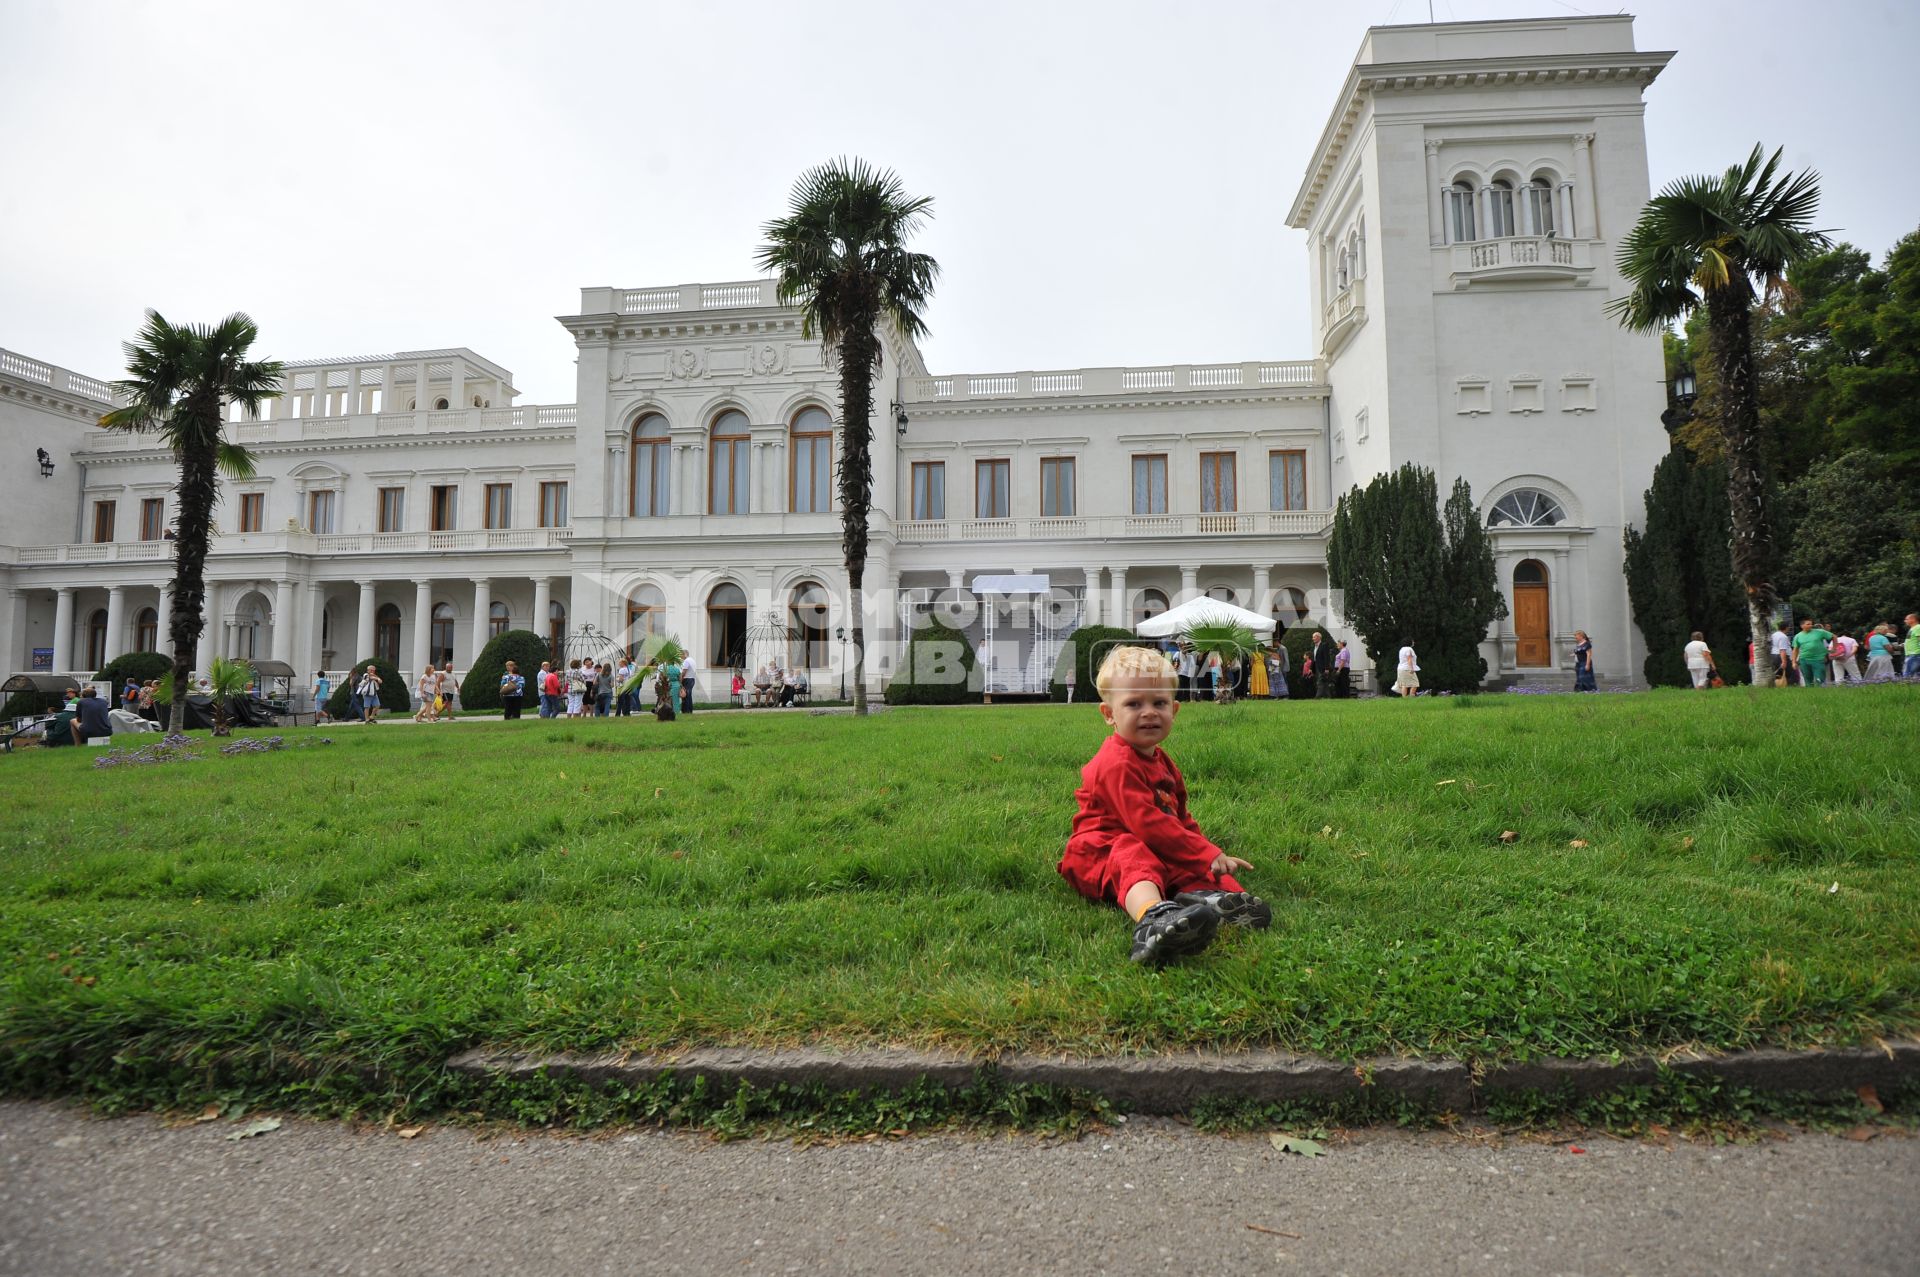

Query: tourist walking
[1865,625,1897,681]
[680,653,696,715]
[354,664,383,722]
[1269,642,1289,699]
[1333,639,1352,697]
[1683,632,1716,689]
[1791,619,1833,687]
[499,661,525,719]
[137,679,158,723]
[312,671,331,722]
[1906,613,1920,679]
[438,661,460,718]
[664,654,683,713]
[1769,622,1793,686]
[565,660,587,718]
[414,667,439,722]
[1312,631,1336,699]
[1176,646,1197,702]
[1572,630,1596,692]
[1394,641,1420,698]
[614,656,634,716]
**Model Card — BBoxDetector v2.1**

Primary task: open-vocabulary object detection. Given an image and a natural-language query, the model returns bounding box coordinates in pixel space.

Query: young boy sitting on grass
[1060,644,1271,965]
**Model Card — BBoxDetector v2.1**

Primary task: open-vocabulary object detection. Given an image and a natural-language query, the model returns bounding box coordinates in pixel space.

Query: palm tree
[153,655,255,736]
[756,159,939,715]
[101,312,282,730]
[1609,145,1830,686]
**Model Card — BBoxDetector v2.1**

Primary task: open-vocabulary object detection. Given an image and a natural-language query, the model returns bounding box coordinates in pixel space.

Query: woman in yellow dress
[1248,644,1270,698]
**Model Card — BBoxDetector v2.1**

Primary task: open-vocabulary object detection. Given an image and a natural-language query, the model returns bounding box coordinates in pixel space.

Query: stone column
[1572,133,1597,240]
[1179,567,1199,604]
[1552,548,1573,665]
[1082,566,1102,627]
[271,579,295,663]
[1109,567,1128,629]
[414,361,431,414]
[1252,566,1271,619]
[532,577,552,650]
[1557,182,1574,240]
[51,587,74,674]
[104,585,126,664]
[380,364,398,414]
[1424,140,1445,245]
[195,583,218,675]
[355,581,376,662]
[306,582,326,676]
[344,367,362,417]
[412,580,433,677]
[471,578,492,662]
[448,359,465,413]
[1478,186,1492,239]
[1,589,22,677]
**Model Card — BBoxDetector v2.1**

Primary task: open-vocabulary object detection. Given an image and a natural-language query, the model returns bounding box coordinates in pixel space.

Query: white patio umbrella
[1133,596,1277,638]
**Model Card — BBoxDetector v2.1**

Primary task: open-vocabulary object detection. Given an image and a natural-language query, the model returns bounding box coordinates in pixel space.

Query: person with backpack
[354,665,383,722]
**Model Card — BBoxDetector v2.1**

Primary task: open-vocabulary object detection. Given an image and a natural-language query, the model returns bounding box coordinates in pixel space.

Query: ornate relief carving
[752,343,785,376]
[667,348,706,380]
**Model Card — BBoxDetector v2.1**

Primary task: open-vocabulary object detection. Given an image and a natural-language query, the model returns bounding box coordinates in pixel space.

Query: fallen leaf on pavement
[398,1126,426,1140]
[1568,1145,1586,1154]
[1269,1133,1323,1157]
[196,1105,221,1123]
[226,1118,281,1141]
[1843,1126,1878,1142]
[1857,1085,1883,1113]
[1499,830,1518,843]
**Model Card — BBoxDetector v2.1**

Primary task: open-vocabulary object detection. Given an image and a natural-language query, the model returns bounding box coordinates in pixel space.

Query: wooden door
[1514,585,1550,667]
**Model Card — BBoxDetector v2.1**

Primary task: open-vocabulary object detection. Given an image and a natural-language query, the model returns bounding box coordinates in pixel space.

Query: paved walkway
[2,1101,1914,1276]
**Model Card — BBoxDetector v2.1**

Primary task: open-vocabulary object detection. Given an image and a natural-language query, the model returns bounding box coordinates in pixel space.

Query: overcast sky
[3,0,1915,405]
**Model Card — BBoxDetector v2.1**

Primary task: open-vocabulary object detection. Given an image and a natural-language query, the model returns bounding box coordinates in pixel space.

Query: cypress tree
[1327,464,1446,688]
[1435,475,1508,691]
[1623,447,1750,685]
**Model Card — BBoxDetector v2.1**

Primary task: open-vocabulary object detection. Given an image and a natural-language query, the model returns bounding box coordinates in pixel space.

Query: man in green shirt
[1791,619,1834,686]
[1906,612,1920,679]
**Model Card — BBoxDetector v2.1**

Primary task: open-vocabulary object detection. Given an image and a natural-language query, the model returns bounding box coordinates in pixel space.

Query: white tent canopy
[1133,596,1277,638]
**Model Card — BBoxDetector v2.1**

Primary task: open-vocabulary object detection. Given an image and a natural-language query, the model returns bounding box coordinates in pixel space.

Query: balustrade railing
[1,346,117,403]
[904,359,1322,403]
[607,279,780,314]
[894,510,1330,543]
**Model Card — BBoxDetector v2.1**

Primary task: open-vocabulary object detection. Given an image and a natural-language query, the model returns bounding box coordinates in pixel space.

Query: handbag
[1710,675,1726,688]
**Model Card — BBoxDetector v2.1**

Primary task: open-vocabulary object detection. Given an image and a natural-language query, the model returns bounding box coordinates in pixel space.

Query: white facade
[1,15,1673,697]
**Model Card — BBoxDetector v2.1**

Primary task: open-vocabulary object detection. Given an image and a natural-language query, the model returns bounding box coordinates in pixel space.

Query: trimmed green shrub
[94,650,173,686]
[1049,625,1143,701]
[325,657,411,718]
[461,629,553,710]
[3,685,77,719]
[884,617,981,705]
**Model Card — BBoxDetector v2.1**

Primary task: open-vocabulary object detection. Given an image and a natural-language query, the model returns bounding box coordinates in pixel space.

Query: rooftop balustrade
[81,403,578,452]
[895,510,1332,543]
[0,347,118,404]
[0,526,573,568]
[902,360,1323,403]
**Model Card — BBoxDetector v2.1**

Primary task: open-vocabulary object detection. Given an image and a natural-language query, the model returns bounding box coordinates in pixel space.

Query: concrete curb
[446,1041,1920,1117]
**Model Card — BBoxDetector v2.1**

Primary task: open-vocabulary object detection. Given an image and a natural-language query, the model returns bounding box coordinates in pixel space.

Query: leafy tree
[1610,145,1832,685]
[1779,449,1920,632]
[1436,476,1508,692]
[1327,464,1502,693]
[1049,625,1134,702]
[757,159,939,718]
[94,650,172,685]
[461,629,552,710]
[100,313,282,729]
[1623,448,1750,685]
[883,616,979,705]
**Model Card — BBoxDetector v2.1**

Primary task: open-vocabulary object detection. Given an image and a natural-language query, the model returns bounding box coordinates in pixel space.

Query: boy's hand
[1211,852,1253,877]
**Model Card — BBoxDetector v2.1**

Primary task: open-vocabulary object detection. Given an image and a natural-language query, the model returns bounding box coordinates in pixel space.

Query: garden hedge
[324,657,412,717]
[884,616,981,705]
[460,629,553,710]
[93,650,173,686]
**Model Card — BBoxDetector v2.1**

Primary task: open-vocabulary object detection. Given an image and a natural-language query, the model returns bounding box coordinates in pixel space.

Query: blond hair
[1095,645,1178,699]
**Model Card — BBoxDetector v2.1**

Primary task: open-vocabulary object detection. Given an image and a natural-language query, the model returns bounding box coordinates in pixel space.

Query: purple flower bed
[93,733,331,769]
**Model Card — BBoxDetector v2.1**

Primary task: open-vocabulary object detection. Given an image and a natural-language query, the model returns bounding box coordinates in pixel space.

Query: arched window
[85,609,108,671]
[630,413,670,517]
[1447,179,1476,243]
[433,397,449,411]
[376,603,402,666]
[628,584,665,642]
[790,407,832,513]
[1513,559,1548,585]
[709,410,750,515]
[134,607,158,653]
[1527,177,1556,237]
[1487,489,1567,528]
[488,601,510,638]
[1134,588,1170,629]
[706,582,747,667]
[1355,217,1366,275]
[548,600,567,662]
[1488,179,1516,238]
[430,602,455,666]
[789,581,830,668]
[1335,248,1350,290]
[1273,587,1310,627]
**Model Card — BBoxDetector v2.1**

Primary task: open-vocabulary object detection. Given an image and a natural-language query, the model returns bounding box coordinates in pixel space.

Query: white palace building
[1,15,1673,700]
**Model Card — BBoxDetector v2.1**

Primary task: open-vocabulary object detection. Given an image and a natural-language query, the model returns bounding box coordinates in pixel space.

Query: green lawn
[3,687,1917,1114]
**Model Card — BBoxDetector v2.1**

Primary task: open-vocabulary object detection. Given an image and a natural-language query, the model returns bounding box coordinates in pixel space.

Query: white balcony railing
[575,280,784,315]
[0,346,117,403]
[903,360,1323,404]
[894,510,1331,543]
[1448,236,1593,288]
[80,403,578,453]
[0,528,573,567]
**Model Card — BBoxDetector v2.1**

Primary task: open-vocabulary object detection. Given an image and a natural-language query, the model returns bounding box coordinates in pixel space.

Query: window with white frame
[1199,452,1236,513]
[377,487,405,533]
[1488,179,1516,238]
[307,489,338,534]
[1268,450,1307,511]
[790,406,832,513]
[483,483,512,530]
[1487,489,1567,528]
[631,413,670,516]
[911,461,944,521]
[1131,454,1168,515]
[975,459,1010,519]
[539,481,568,528]
[1527,177,1556,237]
[709,410,750,515]
[1447,180,1476,243]
[1039,457,1076,517]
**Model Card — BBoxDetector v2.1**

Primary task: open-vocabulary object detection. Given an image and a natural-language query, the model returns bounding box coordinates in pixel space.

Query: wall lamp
[890,402,908,436]
[37,447,55,478]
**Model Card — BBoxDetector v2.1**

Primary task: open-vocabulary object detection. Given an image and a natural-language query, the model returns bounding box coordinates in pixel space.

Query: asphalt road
[2,1100,1914,1276]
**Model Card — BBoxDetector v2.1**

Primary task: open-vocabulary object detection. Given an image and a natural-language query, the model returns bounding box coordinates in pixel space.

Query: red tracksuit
[1059,734,1243,906]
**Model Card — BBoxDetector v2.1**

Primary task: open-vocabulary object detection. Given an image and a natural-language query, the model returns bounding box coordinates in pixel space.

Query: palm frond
[216,441,257,480]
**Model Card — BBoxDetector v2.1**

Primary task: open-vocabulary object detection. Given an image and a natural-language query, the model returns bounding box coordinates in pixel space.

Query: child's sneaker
[1130,898,1221,966]
[1175,889,1272,930]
